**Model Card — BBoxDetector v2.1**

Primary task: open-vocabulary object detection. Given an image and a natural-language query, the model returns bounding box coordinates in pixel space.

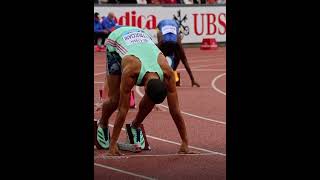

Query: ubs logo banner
[95,6,226,43]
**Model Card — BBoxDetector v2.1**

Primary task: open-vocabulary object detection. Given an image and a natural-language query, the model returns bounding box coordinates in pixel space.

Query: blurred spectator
[136,0,147,4]
[94,12,108,51]
[101,12,118,33]
[150,0,160,4]
[207,0,217,4]
[183,0,193,4]
[118,0,137,3]
[217,0,226,4]
[98,0,119,3]
[193,0,206,4]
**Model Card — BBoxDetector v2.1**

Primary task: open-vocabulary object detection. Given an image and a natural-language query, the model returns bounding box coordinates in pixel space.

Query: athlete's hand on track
[178,143,200,154]
[192,81,200,87]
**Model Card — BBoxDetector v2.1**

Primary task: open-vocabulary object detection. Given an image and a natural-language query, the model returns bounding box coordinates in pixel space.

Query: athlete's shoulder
[158,19,170,25]
[122,56,141,75]
[158,19,178,28]
[157,19,164,25]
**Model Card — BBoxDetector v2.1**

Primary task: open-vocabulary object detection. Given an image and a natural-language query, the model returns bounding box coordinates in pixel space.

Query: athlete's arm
[158,55,195,153]
[156,28,163,47]
[177,35,200,87]
[166,69,188,144]
[108,65,135,155]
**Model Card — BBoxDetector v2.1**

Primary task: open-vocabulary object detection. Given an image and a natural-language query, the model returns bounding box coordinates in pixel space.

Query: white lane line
[98,153,222,159]
[188,58,225,62]
[185,55,226,60]
[135,86,226,125]
[145,134,226,156]
[95,64,106,67]
[94,72,106,76]
[100,122,226,156]
[189,64,224,69]
[94,163,156,180]
[211,73,226,96]
[176,69,226,72]
[95,68,225,77]
[94,81,104,84]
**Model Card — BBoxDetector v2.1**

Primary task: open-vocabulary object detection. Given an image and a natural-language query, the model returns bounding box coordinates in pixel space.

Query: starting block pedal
[129,90,136,108]
[99,84,106,101]
[174,71,181,86]
[125,124,151,150]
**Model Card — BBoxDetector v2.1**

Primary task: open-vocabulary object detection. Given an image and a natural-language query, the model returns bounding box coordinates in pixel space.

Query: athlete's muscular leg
[99,75,121,128]
[131,94,155,128]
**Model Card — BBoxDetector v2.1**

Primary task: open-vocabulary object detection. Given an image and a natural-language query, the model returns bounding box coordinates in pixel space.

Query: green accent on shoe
[97,126,110,149]
[130,126,145,149]
[98,139,106,145]
[97,134,105,140]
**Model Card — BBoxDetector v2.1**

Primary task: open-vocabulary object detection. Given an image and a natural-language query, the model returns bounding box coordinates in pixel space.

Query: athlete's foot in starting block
[96,124,110,149]
[125,124,151,150]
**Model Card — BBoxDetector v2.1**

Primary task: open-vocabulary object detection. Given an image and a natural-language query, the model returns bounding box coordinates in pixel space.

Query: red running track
[94,47,226,180]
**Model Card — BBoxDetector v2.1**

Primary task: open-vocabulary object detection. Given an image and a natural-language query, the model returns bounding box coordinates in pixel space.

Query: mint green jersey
[106,26,164,86]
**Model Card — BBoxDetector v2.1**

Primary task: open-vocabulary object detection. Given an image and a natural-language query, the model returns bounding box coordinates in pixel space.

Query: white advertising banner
[94,6,226,43]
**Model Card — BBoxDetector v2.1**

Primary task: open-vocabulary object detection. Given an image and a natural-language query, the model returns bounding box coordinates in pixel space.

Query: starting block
[200,38,218,50]
[174,71,181,86]
[99,84,106,101]
[125,124,151,150]
[129,90,135,108]
[99,86,135,109]
[94,120,150,152]
[117,142,142,153]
